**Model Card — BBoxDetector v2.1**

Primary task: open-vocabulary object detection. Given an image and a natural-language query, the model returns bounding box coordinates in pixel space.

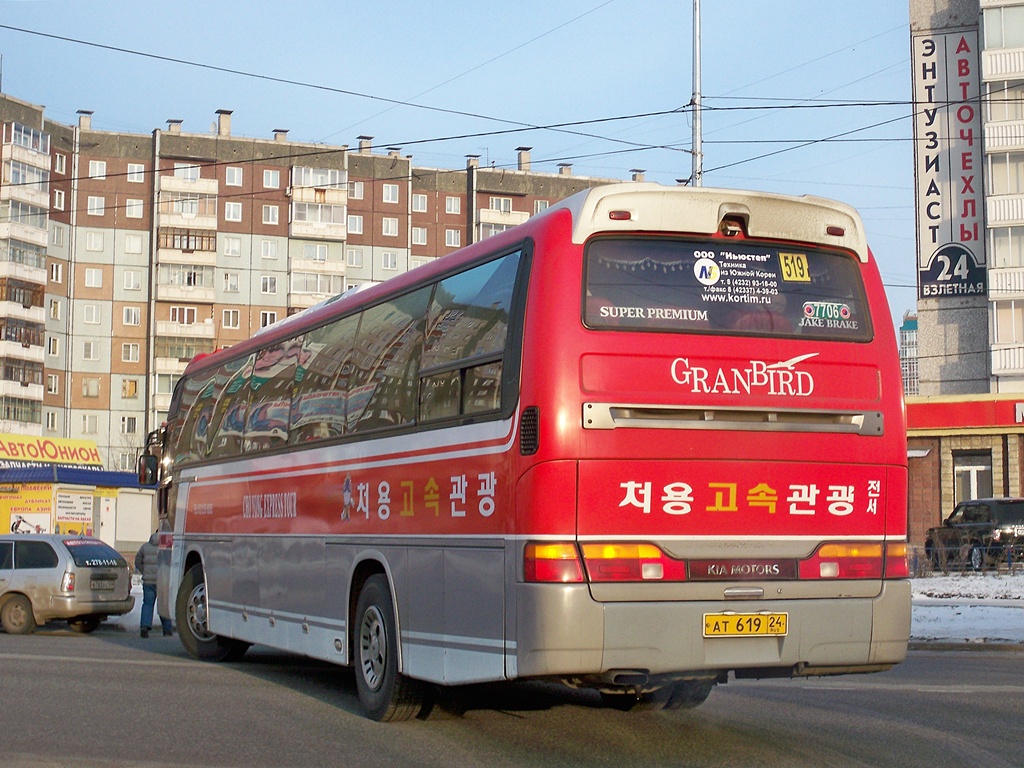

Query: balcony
[154,284,216,304]
[0,380,43,401]
[478,207,528,228]
[990,266,1024,296]
[1,142,51,171]
[156,319,216,338]
[0,260,47,286]
[986,194,1024,226]
[0,181,48,210]
[0,221,48,249]
[985,120,1024,152]
[992,344,1024,375]
[983,47,1024,81]
[0,340,44,364]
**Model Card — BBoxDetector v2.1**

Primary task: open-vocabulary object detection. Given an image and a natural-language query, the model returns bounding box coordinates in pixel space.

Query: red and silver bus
[142,182,910,720]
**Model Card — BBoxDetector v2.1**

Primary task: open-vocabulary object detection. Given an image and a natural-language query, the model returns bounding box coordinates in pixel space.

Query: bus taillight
[524,542,584,583]
[580,543,686,582]
[798,542,909,580]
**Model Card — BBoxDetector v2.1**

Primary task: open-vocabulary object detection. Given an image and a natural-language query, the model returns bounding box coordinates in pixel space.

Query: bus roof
[550,183,869,262]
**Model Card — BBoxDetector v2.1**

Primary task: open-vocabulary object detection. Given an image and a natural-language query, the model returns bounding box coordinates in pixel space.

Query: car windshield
[61,539,125,568]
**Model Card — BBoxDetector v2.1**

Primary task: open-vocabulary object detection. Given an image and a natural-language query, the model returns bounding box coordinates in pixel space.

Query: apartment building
[0,92,619,470]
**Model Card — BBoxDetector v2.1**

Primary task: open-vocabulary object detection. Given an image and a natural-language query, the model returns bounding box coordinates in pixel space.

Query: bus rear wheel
[354,574,424,721]
[176,563,250,662]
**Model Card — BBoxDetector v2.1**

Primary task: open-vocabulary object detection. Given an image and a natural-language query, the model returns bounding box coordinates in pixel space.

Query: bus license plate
[703,612,788,637]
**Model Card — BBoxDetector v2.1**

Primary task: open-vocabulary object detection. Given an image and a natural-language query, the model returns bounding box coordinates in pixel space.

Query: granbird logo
[670,353,818,396]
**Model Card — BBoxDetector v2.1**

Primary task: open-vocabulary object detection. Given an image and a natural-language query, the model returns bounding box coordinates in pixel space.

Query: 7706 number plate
[703,612,788,637]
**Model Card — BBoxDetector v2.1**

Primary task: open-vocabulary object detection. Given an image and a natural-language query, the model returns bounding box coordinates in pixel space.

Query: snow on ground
[911,571,1024,645]
[112,574,1024,646]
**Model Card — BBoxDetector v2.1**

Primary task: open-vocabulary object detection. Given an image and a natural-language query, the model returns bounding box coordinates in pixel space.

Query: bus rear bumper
[514,580,911,682]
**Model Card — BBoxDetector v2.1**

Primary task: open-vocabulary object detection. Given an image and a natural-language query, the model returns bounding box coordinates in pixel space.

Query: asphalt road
[1,627,1022,768]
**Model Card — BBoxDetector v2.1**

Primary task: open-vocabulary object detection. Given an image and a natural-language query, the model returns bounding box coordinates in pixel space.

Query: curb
[909,640,1024,652]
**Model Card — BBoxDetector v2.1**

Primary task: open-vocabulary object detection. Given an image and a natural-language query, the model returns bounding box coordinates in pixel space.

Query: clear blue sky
[0,0,916,326]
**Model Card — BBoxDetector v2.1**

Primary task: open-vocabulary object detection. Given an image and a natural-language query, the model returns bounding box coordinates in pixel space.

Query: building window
[225,166,243,186]
[260,311,277,328]
[125,198,144,219]
[347,180,363,199]
[262,205,279,225]
[304,243,328,262]
[84,268,103,288]
[49,299,61,320]
[87,196,105,216]
[83,304,101,324]
[122,343,140,363]
[50,263,63,284]
[383,183,399,203]
[174,163,200,181]
[446,229,461,248]
[261,239,278,259]
[412,193,427,213]
[127,163,145,183]
[122,379,139,399]
[46,375,59,395]
[53,189,65,211]
[45,412,57,431]
[223,272,239,292]
[123,306,141,326]
[124,270,142,291]
[995,300,1024,344]
[989,152,1024,196]
[534,199,549,214]
[953,451,994,503]
[263,169,280,188]
[224,202,243,222]
[382,252,398,271]
[347,248,363,268]
[170,306,197,325]
[984,6,1024,49]
[124,233,144,254]
[223,236,241,257]
[88,160,106,180]
[412,226,427,246]
[223,309,240,329]
[82,414,98,434]
[446,196,461,214]
[382,217,398,237]
[347,215,363,235]
[54,154,66,174]
[86,231,104,252]
[261,275,278,294]
[83,341,99,361]
[489,196,512,213]
[82,377,100,397]
[121,416,138,435]
[52,226,64,247]
[47,337,59,357]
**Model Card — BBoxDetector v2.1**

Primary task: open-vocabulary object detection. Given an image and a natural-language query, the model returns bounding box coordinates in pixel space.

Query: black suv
[925,498,1024,571]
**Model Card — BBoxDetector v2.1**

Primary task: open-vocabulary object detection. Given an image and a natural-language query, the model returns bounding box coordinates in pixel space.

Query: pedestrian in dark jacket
[135,531,172,638]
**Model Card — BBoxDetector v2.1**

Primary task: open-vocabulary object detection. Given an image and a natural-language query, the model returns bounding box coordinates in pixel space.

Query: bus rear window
[584,238,872,341]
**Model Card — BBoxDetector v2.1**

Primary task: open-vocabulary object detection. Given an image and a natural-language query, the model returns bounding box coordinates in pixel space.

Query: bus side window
[206,355,255,461]
[289,313,360,444]
[419,250,520,422]
[244,337,301,452]
[349,288,430,432]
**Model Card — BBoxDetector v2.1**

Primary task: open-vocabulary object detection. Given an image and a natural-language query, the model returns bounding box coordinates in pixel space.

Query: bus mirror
[138,454,158,485]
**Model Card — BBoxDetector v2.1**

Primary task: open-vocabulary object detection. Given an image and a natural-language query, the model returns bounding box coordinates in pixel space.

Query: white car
[0,534,135,634]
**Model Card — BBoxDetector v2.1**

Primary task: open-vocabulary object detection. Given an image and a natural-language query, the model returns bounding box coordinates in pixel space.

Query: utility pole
[691,0,703,186]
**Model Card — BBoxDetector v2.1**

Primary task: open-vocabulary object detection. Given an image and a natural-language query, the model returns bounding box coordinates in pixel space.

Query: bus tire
[354,574,424,721]
[1,594,36,634]
[176,563,250,662]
